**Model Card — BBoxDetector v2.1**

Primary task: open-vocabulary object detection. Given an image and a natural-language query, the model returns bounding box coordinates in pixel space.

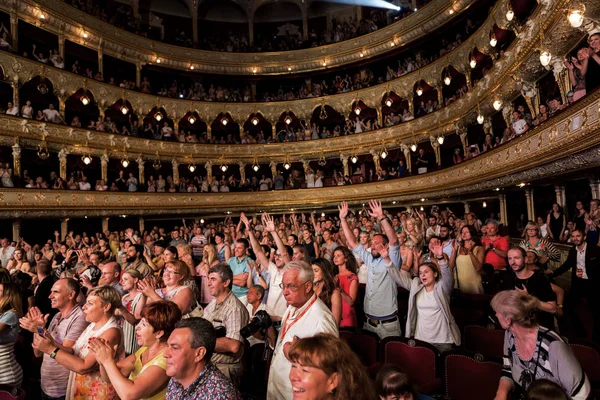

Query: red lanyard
[280,296,318,340]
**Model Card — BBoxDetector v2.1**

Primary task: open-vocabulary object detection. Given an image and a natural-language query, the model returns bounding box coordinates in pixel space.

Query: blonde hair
[123,268,143,281]
[177,244,192,257]
[0,282,23,317]
[203,244,218,265]
[491,290,540,328]
[87,285,122,313]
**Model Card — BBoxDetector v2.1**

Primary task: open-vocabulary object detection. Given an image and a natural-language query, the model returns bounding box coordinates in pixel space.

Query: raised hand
[367,199,384,219]
[261,213,276,233]
[240,213,250,230]
[430,240,443,259]
[338,201,349,219]
[88,337,117,365]
[19,307,48,333]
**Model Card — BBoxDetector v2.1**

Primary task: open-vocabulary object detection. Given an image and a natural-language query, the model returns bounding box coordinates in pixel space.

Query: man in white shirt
[0,238,15,268]
[43,104,63,124]
[78,177,91,191]
[5,102,18,116]
[425,216,440,244]
[511,110,529,136]
[266,261,338,400]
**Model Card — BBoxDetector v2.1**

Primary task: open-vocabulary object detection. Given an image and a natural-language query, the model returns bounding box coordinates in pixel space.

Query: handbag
[0,387,25,400]
[183,300,204,319]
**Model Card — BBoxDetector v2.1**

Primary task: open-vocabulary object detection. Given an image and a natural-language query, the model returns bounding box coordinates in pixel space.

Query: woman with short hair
[33,285,124,399]
[139,260,194,316]
[288,334,375,400]
[491,290,590,400]
[90,301,181,400]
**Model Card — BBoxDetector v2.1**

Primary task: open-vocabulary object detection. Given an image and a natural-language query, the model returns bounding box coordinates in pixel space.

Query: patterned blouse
[165,363,242,400]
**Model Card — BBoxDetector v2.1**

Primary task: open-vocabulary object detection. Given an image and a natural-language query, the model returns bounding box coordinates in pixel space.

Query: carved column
[271,125,277,140]
[340,154,349,176]
[376,106,383,127]
[525,187,535,221]
[173,118,179,133]
[61,218,69,241]
[192,10,199,45]
[371,151,380,171]
[172,159,179,185]
[248,13,254,46]
[11,142,21,177]
[429,136,441,166]
[436,83,443,106]
[301,159,310,175]
[131,0,140,17]
[58,35,65,58]
[400,144,411,173]
[12,219,20,243]
[58,95,66,120]
[463,202,470,215]
[101,153,109,182]
[102,217,109,234]
[139,217,145,233]
[136,156,145,185]
[554,185,566,209]
[301,5,309,41]
[269,161,277,178]
[58,149,68,180]
[551,59,567,105]
[498,194,508,226]
[589,180,600,200]
[10,14,18,51]
[238,162,246,183]
[11,82,19,109]
[206,126,212,142]
[98,48,103,74]
[407,94,414,116]
[205,161,213,183]
[136,62,142,88]
[464,72,472,88]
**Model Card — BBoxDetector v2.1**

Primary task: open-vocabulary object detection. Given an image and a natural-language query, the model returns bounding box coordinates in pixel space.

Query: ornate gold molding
[1,0,476,75]
[0,88,598,217]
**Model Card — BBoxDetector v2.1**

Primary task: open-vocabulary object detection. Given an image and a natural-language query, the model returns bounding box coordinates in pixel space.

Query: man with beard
[501,247,556,329]
[123,244,153,278]
[553,228,600,342]
[439,224,455,259]
[339,199,401,338]
[19,279,88,399]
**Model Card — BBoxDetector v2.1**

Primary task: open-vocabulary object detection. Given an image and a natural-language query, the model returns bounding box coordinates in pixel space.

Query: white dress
[306,172,315,188]
[314,176,323,188]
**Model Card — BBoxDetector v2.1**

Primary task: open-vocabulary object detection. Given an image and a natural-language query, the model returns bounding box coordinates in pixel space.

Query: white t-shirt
[414,289,453,344]
[266,263,286,318]
[6,107,18,116]
[78,182,91,191]
[246,302,267,347]
[512,119,528,135]
[43,109,61,123]
[267,295,338,400]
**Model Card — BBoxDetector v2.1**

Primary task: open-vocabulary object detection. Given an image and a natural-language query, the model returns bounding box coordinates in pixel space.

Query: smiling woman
[288,333,375,400]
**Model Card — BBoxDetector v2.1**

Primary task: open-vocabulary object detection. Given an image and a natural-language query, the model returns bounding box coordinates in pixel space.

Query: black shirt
[502,270,556,328]
[586,51,600,94]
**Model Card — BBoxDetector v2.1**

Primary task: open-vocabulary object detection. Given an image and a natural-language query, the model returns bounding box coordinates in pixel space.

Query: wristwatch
[50,347,60,359]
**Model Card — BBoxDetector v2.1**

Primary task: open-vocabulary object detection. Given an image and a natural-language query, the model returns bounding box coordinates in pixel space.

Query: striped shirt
[190,234,207,258]
[0,311,22,387]
[519,238,560,262]
[501,326,590,398]
[41,306,89,398]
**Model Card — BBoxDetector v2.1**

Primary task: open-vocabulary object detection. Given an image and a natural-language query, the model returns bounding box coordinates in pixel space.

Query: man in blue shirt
[339,199,402,339]
[227,238,250,305]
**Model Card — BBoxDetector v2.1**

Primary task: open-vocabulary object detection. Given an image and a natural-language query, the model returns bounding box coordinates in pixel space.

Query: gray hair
[285,260,314,283]
[175,318,216,359]
[208,263,233,289]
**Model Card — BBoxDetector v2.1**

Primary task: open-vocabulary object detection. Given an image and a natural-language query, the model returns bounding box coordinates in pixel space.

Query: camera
[214,325,227,338]
[240,310,272,339]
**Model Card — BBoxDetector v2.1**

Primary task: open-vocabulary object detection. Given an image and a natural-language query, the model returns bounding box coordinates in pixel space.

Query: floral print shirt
[165,363,241,400]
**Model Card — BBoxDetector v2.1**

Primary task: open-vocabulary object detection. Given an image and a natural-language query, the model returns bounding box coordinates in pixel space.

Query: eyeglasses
[279,281,309,291]
[164,268,180,275]
[274,253,282,258]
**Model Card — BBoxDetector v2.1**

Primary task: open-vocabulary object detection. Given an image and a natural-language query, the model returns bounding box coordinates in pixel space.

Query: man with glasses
[266,261,337,399]
[339,199,401,339]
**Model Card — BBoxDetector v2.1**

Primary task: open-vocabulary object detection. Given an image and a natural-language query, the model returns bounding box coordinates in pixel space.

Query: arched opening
[178,112,207,142]
[198,0,248,51]
[275,111,302,142]
[144,106,174,141]
[242,113,272,143]
[210,112,240,143]
[381,92,409,126]
[253,1,303,51]
[441,66,468,106]
[19,76,59,122]
[65,88,99,128]
[349,100,378,132]
[310,105,344,138]
[0,66,13,112]
[105,99,138,135]
[413,80,438,118]
[469,48,493,86]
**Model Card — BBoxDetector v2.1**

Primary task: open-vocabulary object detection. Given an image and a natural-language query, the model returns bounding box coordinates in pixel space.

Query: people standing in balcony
[43,104,63,124]
[546,204,566,242]
[156,175,166,193]
[20,100,33,119]
[511,110,529,137]
[565,48,589,102]
[584,199,600,246]
[5,102,18,116]
[581,33,600,94]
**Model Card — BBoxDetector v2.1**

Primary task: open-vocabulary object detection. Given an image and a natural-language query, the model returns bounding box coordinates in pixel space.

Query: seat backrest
[339,328,379,367]
[570,341,600,383]
[445,353,502,400]
[381,337,438,392]
[463,325,505,359]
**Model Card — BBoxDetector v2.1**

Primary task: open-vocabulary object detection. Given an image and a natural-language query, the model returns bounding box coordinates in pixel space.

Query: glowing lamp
[539,50,552,67]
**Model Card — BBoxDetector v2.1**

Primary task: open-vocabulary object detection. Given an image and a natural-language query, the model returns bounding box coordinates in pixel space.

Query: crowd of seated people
[0,195,597,399]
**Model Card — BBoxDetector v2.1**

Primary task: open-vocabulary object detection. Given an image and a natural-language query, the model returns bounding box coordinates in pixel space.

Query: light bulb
[506,9,514,21]
[39,14,46,20]
[284,162,291,170]
[437,136,444,145]
[411,144,417,152]
[252,117,259,126]
[354,108,361,115]
[444,76,451,86]
[221,165,228,172]
[539,50,552,67]
[483,201,487,208]
[490,35,497,47]
[385,98,393,107]
[83,32,88,39]
[568,10,584,28]
[321,212,326,217]
[122,159,129,168]
[493,99,503,110]
[189,164,196,172]
[200,218,205,224]
[156,58,161,64]
[82,155,92,165]
[221,118,228,126]
[381,150,388,159]
[284,116,292,125]
[420,198,425,202]
[155,113,162,122]
[253,164,259,172]
[81,96,89,106]
[416,87,423,96]
[359,53,364,58]
[288,67,292,71]
[188,116,196,124]
[120,105,128,115]
[252,68,257,74]
[351,156,358,163]
[477,114,485,124]
[470,59,477,69]
[420,206,424,211]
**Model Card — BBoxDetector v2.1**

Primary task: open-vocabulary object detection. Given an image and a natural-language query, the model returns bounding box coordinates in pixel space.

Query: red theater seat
[444,352,502,400]
[463,324,505,360]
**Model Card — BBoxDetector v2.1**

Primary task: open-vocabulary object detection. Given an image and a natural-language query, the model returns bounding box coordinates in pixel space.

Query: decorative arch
[210,112,240,142]
[441,65,468,106]
[179,111,207,140]
[242,112,272,139]
[144,106,174,140]
[65,88,100,127]
[19,76,59,117]
[105,99,138,133]
[412,80,438,117]
[381,92,409,125]
[310,104,344,132]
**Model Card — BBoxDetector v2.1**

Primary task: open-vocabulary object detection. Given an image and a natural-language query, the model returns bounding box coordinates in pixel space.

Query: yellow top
[128,346,168,400]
